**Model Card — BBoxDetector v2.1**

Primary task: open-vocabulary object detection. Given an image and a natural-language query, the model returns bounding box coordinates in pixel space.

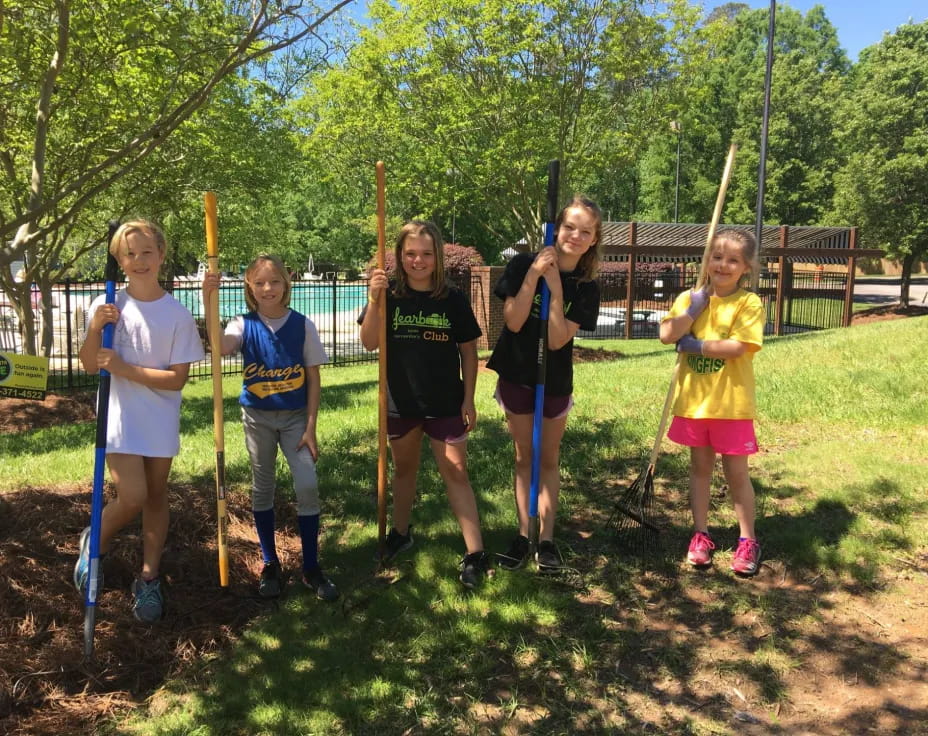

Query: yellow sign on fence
[0,351,50,400]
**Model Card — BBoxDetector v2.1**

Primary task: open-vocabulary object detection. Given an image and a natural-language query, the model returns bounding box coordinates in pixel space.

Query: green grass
[3,318,927,734]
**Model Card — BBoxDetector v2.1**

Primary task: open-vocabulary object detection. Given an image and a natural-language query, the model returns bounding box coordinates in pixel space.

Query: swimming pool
[71,281,369,322]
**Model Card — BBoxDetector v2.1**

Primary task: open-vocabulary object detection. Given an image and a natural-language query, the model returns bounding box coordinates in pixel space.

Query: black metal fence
[1,276,376,392]
[576,263,848,339]
[1,265,851,392]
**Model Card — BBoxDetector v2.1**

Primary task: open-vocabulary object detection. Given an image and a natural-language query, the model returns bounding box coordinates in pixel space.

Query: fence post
[625,221,637,339]
[330,271,338,364]
[64,279,74,390]
[774,225,788,336]
[843,227,858,327]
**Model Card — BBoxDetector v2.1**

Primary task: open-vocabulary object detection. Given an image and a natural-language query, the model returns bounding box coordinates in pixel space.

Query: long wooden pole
[204,191,229,587]
[375,162,388,559]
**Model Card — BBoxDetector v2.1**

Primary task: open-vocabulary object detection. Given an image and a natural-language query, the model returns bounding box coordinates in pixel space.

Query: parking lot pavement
[854,277,928,306]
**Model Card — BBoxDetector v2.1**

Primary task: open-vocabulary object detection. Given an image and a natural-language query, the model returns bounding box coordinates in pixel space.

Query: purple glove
[685,286,710,321]
[676,334,704,354]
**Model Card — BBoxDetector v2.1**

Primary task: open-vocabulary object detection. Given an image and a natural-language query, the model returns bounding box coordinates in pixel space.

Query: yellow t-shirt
[663,288,765,419]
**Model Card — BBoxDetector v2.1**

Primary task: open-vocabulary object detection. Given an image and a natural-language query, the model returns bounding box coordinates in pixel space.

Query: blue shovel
[528,160,560,560]
[83,220,119,660]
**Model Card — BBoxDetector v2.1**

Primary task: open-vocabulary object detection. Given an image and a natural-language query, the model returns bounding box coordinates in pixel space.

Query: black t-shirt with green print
[487,252,601,397]
[359,284,482,417]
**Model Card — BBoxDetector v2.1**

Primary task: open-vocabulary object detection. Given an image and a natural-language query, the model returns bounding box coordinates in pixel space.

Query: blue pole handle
[528,163,559,535]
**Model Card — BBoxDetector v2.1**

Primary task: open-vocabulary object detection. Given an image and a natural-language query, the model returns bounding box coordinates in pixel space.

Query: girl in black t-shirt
[359,220,491,588]
[488,197,603,572]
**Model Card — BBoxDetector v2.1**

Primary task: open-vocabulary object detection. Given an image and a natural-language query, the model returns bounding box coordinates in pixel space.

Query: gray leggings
[241,406,320,515]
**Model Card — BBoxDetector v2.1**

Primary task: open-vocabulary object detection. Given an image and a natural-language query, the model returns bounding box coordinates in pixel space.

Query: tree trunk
[10,285,38,356]
[38,280,56,357]
[900,253,914,306]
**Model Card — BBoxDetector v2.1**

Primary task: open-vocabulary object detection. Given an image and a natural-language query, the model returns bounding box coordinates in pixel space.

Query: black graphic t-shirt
[486,252,600,396]
[359,284,482,417]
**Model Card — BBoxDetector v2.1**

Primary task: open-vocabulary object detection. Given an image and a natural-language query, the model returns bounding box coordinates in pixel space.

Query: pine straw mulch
[0,483,310,736]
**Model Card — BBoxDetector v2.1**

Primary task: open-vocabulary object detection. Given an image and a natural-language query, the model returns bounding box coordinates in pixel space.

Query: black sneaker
[302,567,339,601]
[536,540,564,572]
[380,526,414,563]
[497,534,530,570]
[258,561,281,599]
[459,550,493,589]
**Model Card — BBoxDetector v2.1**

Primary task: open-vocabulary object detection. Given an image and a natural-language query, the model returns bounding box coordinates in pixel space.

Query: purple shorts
[494,378,573,420]
[388,415,468,444]
[667,416,758,455]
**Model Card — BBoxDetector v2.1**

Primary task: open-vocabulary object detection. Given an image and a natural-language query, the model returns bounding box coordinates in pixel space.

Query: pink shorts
[388,415,468,444]
[494,378,573,420]
[667,416,758,455]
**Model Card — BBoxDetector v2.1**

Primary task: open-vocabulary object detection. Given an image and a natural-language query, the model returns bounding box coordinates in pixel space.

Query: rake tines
[607,463,661,555]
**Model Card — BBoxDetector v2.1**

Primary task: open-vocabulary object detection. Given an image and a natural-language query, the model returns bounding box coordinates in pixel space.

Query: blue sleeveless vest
[239,311,307,410]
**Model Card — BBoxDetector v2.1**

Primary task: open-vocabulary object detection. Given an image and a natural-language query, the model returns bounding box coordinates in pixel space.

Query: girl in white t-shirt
[202,255,338,602]
[659,229,765,576]
[76,220,205,622]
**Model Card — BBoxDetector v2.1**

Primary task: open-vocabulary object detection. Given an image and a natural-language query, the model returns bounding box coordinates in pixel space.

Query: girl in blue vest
[203,255,337,600]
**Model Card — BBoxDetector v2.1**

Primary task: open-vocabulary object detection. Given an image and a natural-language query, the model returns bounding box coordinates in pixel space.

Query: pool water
[74,281,369,322]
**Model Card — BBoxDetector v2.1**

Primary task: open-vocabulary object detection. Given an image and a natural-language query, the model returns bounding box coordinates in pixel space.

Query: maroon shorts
[494,378,573,419]
[387,415,468,443]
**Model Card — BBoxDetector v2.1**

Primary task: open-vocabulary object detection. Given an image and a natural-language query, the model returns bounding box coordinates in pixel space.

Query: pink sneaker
[731,538,762,575]
[686,531,715,566]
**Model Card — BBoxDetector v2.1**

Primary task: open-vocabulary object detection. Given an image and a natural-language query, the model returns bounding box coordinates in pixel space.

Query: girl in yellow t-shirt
[659,230,765,576]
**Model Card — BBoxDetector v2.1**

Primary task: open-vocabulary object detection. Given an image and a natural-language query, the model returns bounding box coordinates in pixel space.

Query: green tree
[296,0,699,262]
[0,0,352,354]
[637,4,849,227]
[832,22,928,304]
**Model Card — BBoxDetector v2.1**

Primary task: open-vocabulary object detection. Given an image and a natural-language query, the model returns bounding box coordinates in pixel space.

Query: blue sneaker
[73,526,103,596]
[131,578,164,623]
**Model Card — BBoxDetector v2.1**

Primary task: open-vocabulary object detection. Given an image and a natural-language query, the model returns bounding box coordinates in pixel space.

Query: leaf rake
[608,143,738,557]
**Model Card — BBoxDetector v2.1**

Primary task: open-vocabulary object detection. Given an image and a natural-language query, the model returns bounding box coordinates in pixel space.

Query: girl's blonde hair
[555,196,603,282]
[109,219,167,258]
[392,220,448,299]
[696,229,760,290]
[243,254,292,312]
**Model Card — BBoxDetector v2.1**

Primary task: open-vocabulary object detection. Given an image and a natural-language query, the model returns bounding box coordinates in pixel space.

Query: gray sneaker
[536,540,564,572]
[131,577,164,623]
[302,568,339,601]
[258,561,282,599]
[380,527,414,563]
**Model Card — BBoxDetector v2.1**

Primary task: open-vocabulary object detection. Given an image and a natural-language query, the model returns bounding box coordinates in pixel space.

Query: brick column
[469,265,506,351]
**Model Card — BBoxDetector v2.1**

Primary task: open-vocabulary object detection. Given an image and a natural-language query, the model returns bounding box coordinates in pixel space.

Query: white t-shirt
[224,311,329,368]
[86,290,205,456]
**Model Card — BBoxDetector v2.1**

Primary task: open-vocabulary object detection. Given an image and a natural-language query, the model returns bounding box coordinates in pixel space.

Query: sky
[742,1,927,60]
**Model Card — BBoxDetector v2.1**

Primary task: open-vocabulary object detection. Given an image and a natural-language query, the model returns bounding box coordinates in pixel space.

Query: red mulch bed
[850,303,928,325]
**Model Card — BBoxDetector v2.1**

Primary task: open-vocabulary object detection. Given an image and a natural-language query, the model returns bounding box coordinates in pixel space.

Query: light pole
[670,120,682,222]
[754,0,776,288]
[446,168,457,244]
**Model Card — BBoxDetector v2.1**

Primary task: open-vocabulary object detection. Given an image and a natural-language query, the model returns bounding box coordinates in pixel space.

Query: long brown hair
[243,254,292,312]
[392,220,448,299]
[554,196,603,282]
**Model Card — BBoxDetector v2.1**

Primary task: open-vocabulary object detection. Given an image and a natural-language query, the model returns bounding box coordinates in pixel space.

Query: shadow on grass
[3,407,926,735]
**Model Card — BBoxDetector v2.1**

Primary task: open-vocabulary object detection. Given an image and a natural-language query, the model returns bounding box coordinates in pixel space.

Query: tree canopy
[832,21,928,304]
[295,0,701,260]
[0,0,352,354]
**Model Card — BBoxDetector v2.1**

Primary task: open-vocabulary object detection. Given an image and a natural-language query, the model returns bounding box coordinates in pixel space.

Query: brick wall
[469,265,506,351]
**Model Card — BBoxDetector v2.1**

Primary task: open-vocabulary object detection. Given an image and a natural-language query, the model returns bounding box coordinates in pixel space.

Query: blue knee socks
[298,513,320,574]
[253,508,278,564]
